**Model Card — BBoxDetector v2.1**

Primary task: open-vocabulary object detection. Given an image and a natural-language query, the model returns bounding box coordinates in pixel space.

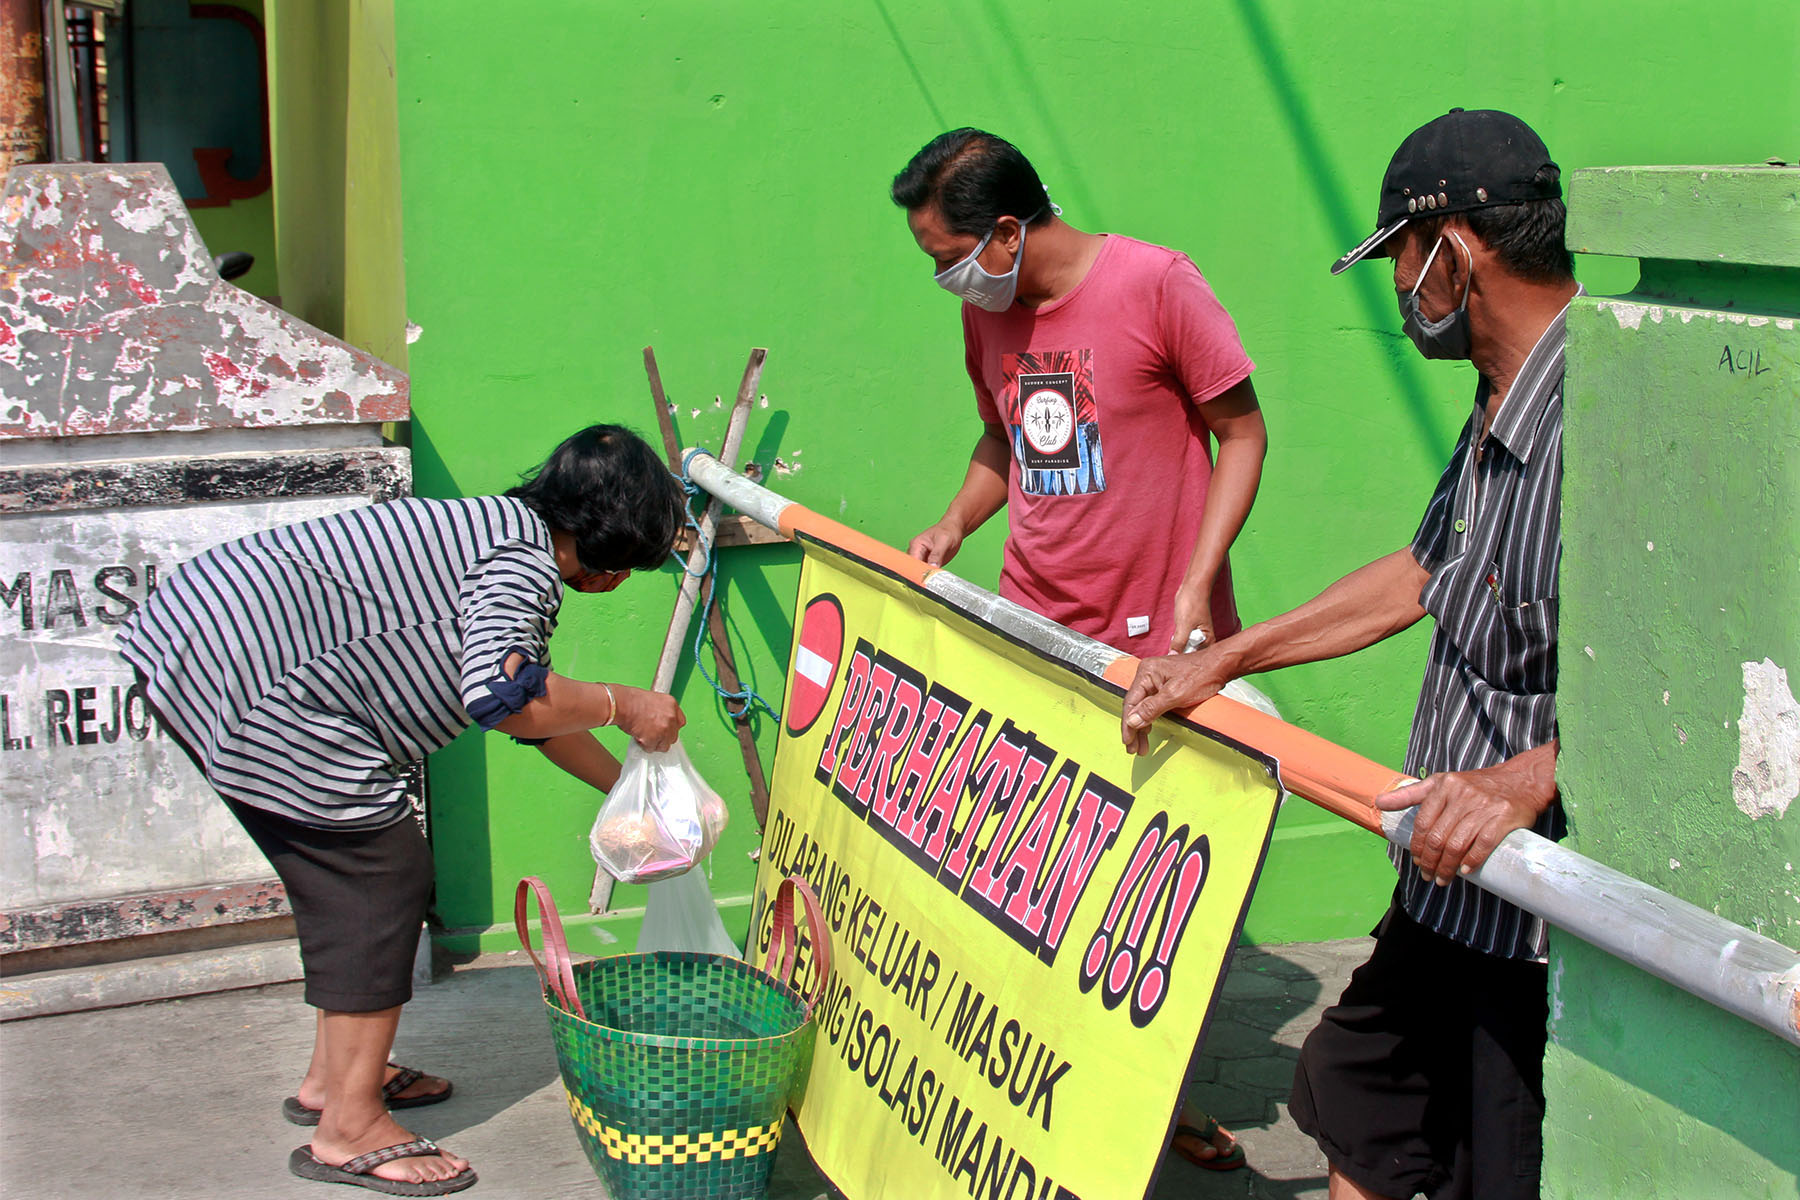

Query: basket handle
[762,874,833,1016]
[514,876,586,1021]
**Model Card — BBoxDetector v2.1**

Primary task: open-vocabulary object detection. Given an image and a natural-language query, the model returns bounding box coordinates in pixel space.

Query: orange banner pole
[688,449,1405,831]
[685,452,1800,1047]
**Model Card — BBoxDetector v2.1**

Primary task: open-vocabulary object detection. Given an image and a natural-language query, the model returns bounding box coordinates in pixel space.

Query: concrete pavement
[0,938,1368,1200]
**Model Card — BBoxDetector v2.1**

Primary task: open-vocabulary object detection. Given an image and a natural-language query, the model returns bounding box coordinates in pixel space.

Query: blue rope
[672,456,779,722]
[671,455,711,579]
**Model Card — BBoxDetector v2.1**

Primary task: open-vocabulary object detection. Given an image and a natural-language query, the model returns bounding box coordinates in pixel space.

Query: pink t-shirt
[963,234,1254,655]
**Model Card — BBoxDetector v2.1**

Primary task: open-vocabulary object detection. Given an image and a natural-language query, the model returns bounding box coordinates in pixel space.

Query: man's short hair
[1415,165,1574,284]
[891,128,1052,236]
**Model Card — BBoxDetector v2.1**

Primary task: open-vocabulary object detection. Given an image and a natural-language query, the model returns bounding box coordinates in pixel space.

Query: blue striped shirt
[116,496,562,829]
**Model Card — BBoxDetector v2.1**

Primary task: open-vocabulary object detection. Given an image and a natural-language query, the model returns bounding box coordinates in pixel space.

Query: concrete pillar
[1551,163,1799,1197]
[0,162,412,1017]
[0,0,48,171]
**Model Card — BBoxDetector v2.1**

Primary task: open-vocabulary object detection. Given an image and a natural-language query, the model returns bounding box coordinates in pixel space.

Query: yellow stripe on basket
[565,1089,783,1165]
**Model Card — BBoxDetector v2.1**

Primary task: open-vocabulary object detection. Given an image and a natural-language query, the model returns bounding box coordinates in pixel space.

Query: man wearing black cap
[1120,108,1578,1198]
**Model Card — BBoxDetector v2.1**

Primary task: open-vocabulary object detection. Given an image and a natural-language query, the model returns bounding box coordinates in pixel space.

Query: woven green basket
[516,876,829,1200]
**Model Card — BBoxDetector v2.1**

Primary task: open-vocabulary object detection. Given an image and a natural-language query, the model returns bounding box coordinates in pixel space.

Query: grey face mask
[1397,232,1473,360]
[935,219,1027,312]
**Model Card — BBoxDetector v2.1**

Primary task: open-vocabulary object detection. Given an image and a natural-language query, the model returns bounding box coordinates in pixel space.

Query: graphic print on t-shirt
[1002,349,1105,496]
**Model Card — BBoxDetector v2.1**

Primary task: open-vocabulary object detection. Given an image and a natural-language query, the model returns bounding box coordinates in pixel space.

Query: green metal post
[1552,163,1800,1198]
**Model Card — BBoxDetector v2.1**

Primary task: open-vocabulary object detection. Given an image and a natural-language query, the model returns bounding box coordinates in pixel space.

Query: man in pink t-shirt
[892,128,1268,1171]
[894,128,1266,659]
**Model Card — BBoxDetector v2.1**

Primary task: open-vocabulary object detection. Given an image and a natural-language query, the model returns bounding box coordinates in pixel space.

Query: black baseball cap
[1331,108,1561,274]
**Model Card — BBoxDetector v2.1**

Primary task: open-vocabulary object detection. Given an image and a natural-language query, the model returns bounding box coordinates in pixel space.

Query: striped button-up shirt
[1399,296,1576,960]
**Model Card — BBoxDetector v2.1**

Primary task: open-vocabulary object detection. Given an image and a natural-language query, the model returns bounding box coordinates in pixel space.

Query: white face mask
[934,219,1027,312]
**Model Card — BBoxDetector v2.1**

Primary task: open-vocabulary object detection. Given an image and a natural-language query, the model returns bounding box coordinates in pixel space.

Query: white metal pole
[682,452,1800,1049]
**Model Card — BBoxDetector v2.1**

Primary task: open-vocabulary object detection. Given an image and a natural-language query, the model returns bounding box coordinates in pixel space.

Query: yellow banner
[750,544,1282,1200]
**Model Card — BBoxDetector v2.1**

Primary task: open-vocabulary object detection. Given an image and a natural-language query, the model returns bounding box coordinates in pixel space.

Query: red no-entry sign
[785,593,843,736]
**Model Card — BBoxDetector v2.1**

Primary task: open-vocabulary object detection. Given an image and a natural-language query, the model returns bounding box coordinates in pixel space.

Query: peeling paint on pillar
[1,162,412,960]
[0,163,407,436]
[0,447,411,514]
[0,0,47,173]
[0,880,292,953]
[1735,658,1799,821]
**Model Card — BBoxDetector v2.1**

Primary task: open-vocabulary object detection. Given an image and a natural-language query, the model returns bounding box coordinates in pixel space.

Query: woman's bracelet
[601,682,617,728]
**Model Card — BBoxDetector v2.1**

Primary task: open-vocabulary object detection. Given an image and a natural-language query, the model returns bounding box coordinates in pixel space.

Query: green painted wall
[340,0,408,368]
[267,0,406,363]
[1551,166,1799,1199]
[267,1,345,336]
[391,1,1800,956]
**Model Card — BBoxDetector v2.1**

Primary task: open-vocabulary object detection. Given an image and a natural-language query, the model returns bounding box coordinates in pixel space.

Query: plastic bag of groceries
[588,740,729,884]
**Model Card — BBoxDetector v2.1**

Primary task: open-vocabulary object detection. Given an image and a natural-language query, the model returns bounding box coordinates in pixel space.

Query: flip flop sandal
[283,1063,455,1126]
[289,1138,477,1196]
[1171,1117,1248,1171]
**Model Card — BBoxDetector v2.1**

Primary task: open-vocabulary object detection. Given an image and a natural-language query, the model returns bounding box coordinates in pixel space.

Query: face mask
[1397,232,1472,360]
[935,219,1027,312]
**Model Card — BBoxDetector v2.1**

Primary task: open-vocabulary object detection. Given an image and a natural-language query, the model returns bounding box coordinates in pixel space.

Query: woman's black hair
[890,128,1053,236]
[507,424,686,572]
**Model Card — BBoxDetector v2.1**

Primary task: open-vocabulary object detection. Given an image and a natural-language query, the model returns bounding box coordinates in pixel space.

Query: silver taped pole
[592,368,761,916]
[656,408,754,692]
[924,571,1124,679]
[686,453,1800,1048]
[682,450,793,535]
[1383,809,1800,1046]
[630,395,759,952]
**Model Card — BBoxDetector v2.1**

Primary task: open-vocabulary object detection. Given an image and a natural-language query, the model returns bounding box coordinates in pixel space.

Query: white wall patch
[1733,658,1799,820]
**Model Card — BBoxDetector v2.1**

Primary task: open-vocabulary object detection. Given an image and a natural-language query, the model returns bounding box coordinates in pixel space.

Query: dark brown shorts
[1289,897,1549,1200]
[226,798,434,1013]
[136,669,434,1012]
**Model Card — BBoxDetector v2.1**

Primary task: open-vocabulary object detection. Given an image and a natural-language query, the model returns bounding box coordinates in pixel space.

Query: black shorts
[226,798,434,1012]
[1289,897,1548,1200]
[139,671,434,1012]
